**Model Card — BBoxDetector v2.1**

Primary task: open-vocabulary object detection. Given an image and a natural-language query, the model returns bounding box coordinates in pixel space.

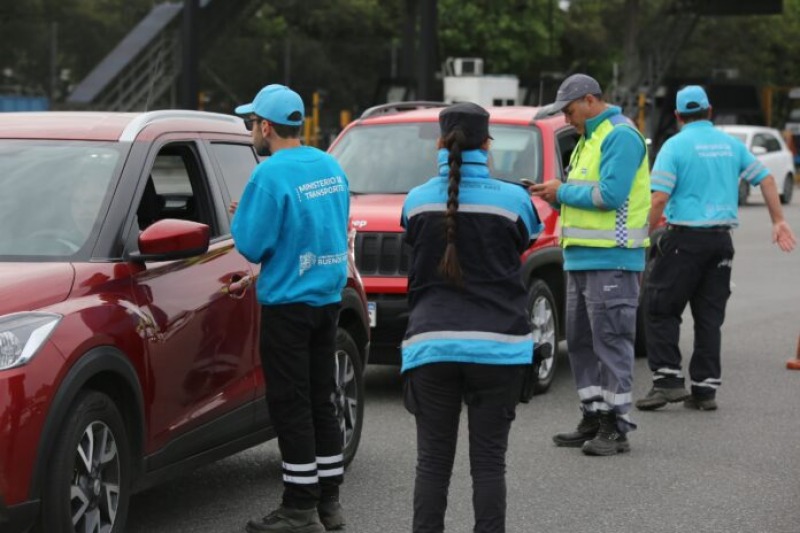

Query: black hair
[677,108,711,123]
[438,128,477,286]
[270,111,304,138]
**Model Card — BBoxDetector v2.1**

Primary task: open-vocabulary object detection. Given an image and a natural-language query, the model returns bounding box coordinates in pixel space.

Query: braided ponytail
[439,129,466,285]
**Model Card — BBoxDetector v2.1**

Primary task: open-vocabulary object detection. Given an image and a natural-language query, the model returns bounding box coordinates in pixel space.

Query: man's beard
[256,138,272,157]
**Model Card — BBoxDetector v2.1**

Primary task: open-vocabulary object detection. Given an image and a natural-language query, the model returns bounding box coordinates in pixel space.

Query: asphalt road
[127,196,800,533]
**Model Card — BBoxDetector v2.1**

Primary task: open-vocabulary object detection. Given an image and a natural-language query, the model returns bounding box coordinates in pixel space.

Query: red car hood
[350,194,407,233]
[0,263,75,315]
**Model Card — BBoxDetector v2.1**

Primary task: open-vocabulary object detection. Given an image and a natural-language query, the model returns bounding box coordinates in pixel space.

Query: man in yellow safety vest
[531,73,650,456]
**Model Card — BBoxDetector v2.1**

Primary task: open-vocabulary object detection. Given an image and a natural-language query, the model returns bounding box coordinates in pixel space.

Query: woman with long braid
[400,102,543,533]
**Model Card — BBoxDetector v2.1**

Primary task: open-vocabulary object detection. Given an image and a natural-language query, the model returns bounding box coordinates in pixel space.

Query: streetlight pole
[418,0,438,101]
[49,21,58,105]
[180,0,199,109]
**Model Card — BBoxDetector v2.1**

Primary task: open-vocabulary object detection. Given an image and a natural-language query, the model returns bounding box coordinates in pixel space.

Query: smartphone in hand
[519,178,536,188]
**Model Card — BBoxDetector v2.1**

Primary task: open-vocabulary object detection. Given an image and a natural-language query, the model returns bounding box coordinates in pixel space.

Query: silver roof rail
[360,101,447,120]
[119,110,243,142]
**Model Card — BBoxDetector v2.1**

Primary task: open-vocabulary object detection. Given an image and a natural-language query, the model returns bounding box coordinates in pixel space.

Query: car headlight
[0,313,62,370]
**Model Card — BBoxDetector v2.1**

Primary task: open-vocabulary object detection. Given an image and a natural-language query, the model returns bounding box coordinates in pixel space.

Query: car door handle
[224,274,252,299]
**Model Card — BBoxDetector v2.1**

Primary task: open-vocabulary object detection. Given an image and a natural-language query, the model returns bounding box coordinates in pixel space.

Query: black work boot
[635,386,690,411]
[318,500,345,531]
[581,412,630,456]
[245,506,325,533]
[683,395,717,411]
[552,411,600,447]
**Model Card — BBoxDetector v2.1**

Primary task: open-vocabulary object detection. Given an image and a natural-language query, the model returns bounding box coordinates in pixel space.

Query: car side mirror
[751,146,767,156]
[126,219,210,262]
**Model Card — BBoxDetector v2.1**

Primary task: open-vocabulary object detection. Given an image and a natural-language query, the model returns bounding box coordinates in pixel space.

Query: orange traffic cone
[787,334,800,370]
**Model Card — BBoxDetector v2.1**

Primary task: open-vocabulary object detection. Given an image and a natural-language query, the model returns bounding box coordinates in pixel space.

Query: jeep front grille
[354,232,410,276]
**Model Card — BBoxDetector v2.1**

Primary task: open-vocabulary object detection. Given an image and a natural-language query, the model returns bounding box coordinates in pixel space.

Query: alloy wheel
[334,348,359,449]
[530,294,557,380]
[70,421,121,533]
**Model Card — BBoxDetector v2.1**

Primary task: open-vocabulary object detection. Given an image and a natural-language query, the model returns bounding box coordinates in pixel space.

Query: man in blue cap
[531,73,651,456]
[636,85,796,412]
[231,84,350,532]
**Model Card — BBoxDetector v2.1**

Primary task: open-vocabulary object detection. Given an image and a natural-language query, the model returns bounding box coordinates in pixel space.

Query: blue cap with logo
[235,84,305,126]
[676,85,710,114]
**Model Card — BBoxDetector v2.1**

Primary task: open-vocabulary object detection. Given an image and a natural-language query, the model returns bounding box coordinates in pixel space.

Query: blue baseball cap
[676,85,710,114]
[235,84,305,126]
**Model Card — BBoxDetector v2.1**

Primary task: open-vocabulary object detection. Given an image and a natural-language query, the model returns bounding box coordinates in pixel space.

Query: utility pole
[417,0,438,101]
[548,0,555,63]
[401,0,417,83]
[284,37,292,86]
[617,0,641,115]
[49,21,58,105]
[180,0,199,109]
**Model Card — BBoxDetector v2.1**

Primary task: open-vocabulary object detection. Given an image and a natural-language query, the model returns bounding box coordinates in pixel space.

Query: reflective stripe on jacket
[561,115,651,249]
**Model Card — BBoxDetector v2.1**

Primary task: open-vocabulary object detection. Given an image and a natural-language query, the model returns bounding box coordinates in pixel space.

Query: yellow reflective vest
[561,114,651,249]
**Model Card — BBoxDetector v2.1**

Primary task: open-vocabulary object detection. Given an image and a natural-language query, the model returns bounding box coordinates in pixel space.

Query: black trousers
[644,228,734,398]
[260,303,343,510]
[403,362,524,533]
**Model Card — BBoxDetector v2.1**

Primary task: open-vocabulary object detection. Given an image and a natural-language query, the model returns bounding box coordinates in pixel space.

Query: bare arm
[758,175,796,252]
[649,191,670,235]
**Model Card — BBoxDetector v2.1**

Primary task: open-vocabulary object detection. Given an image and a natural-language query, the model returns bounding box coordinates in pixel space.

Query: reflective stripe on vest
[561,226,650,247]
[561,114,650,249]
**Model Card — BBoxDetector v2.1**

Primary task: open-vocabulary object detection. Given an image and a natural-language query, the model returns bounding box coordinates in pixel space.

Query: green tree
[7,0,800,127]
[0,0,153,98]
[438,0,560,77]
[203,0,401,122]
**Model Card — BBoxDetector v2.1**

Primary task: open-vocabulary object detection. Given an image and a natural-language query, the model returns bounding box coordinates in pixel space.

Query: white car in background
[717,125,796,205]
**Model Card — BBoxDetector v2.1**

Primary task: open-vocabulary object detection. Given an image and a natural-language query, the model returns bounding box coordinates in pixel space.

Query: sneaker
[553,411,600,447]
[683,395,717,411]
[635,387,690,411]
[246,506,325,533]
[318,501,345,531]
[581,412,630,456]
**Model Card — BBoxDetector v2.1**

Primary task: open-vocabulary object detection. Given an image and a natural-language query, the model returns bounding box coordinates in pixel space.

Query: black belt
[667,224,731,233]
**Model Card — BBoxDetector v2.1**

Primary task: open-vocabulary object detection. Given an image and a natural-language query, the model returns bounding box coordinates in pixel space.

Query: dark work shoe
[683,396,717,411]
[246,506,325,533]
[553,411,600,447]
[318,501,345,531]
[635,387,690,411]
[581,412,630,456]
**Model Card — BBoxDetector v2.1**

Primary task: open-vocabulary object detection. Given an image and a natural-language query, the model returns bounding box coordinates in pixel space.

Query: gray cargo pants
[566,270,639,433]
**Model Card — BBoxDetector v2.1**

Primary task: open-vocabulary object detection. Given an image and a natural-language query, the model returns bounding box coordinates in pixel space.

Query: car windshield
[0,140,122,258]
[330,122,542,194]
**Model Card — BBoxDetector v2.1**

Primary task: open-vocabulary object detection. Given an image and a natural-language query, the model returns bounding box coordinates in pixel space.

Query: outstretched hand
[773,220,797,252]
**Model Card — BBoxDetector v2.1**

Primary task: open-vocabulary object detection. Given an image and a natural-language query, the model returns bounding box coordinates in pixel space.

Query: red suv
[0,111,370,533]
[328,102,580,394]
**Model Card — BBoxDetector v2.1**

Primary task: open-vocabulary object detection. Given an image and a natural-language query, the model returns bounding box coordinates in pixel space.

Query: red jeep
[328,102,581,395]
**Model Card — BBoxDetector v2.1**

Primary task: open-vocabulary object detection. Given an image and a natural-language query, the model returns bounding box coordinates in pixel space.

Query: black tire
[39,391,131,533]
[780,173,794,205]
[738,179,749,206]
[335,328,365,467]
[526,278,560,395]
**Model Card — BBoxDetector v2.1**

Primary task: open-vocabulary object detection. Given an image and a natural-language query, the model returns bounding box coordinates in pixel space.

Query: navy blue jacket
[400,148,542,372]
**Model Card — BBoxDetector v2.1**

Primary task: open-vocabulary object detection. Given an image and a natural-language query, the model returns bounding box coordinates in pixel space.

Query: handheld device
[519,178,536,188]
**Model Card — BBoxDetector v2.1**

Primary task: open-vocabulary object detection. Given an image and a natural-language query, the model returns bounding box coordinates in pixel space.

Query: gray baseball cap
[540,73,603,117]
